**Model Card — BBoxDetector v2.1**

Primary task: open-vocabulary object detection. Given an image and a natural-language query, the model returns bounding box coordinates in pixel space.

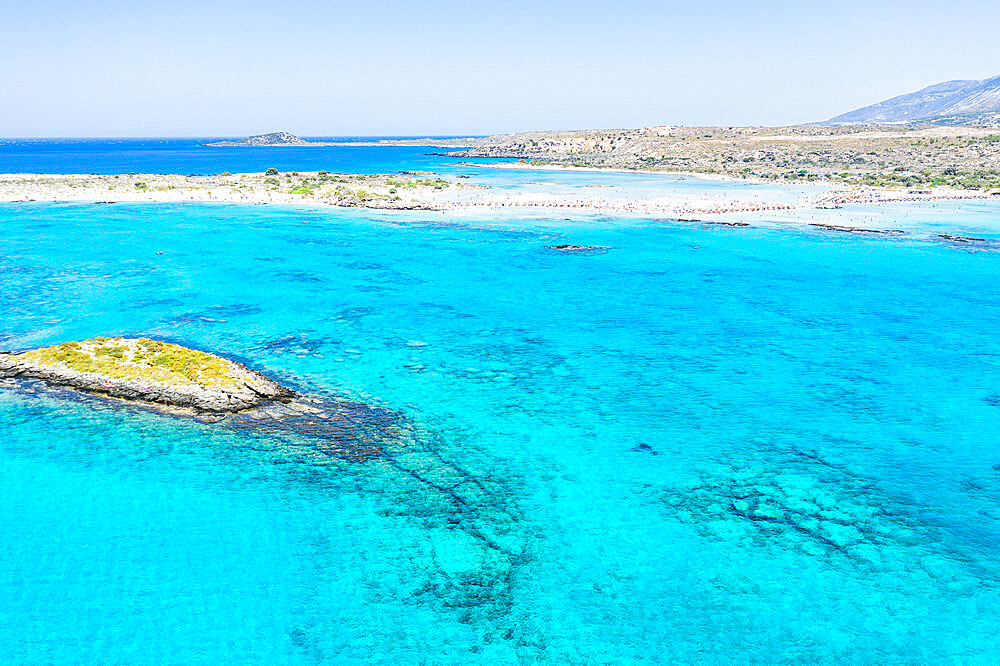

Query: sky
[2,0,999,136]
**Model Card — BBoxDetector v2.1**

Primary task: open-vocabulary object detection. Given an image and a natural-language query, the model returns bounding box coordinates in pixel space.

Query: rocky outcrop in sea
[1,335,530,622]
[0,337,294,412]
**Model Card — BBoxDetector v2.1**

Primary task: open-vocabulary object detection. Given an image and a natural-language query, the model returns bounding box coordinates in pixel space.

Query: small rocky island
[205,131,329,147]
[204,131,479,149]
[1,337,409,460]
[0,337,293,412]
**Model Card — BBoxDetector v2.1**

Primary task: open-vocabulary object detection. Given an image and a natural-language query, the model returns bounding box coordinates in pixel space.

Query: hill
[825,75,1000,126]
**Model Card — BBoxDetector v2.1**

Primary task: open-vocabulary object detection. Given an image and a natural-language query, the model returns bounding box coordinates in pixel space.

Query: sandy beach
[0,171,995,223]
[0,172,459,210]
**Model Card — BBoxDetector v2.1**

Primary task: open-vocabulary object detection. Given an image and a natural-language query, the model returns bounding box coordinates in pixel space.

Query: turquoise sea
[2,141,1000,663]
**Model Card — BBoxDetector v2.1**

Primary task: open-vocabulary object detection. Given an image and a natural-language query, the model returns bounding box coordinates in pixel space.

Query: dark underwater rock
[810,223,905,235]
[938,233,987,243]
[545,244,611,254]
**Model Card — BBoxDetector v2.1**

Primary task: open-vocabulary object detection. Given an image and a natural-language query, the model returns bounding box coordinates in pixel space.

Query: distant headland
[439,124,1000,192]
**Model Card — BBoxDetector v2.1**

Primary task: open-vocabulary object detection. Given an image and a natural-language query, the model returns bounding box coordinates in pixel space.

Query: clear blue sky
[2,0,998,136]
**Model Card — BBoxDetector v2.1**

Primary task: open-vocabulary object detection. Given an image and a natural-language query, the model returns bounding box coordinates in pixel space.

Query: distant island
[205,131,328,147]
[204,131,481,148]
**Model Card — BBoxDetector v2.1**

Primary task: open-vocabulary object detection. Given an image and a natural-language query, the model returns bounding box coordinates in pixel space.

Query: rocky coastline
[439,125,1000,192]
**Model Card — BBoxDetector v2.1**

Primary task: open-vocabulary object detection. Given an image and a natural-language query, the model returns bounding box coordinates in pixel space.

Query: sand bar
[0,171,995,221]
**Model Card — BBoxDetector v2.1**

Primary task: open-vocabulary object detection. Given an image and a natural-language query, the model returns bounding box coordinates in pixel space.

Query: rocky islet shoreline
[0,337,294,412]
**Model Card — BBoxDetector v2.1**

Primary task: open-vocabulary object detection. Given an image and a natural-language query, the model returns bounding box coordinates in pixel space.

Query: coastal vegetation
[15,337,242,389]
[445,125,1000,193]
[1,337,295,412]
[745,166,1000,190]
[0,171,459,210]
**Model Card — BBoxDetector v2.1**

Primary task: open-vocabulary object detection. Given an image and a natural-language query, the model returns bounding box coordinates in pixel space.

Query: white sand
[0,172,993,222]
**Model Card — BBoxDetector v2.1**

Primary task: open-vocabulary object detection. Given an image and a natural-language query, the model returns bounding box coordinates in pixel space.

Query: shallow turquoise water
[2,201,1000,663]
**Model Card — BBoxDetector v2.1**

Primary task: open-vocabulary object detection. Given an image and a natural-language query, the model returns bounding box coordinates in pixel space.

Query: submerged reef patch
[654,453,994,594]
[809,223,906,235]
[545,244,611,255]
[938,233,987,243]
[935,233,997,250]
[1,335,535,650]
[705,220,751,227]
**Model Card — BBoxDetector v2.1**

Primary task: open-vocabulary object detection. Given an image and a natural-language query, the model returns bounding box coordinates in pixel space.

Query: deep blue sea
[2,140,1000,663]
[0,137,478,176]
